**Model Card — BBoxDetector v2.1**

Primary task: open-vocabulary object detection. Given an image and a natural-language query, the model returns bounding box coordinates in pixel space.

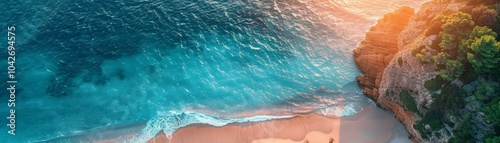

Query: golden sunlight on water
[284,0,427,54]
[329,0,427,20]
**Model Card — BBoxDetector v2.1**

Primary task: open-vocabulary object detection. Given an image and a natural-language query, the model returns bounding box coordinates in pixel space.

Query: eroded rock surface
[353,6,414,101]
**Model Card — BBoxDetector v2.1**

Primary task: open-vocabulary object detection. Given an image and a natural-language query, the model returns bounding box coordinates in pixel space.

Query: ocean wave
[126,95,367,143]
[125,112,293,143]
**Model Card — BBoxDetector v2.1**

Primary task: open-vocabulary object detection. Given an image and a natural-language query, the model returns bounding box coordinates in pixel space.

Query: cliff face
[353,6,420,140]
[353,6,414,100]
[378,2,462,142]
[354,0,496,142]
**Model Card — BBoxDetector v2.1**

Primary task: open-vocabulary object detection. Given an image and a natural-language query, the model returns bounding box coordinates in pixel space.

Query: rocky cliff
[353,5,421,141]
[353,0,496,142]
[353,6,415,100]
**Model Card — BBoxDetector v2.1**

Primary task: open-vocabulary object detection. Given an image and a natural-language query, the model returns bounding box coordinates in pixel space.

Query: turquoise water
[0,0,424,142]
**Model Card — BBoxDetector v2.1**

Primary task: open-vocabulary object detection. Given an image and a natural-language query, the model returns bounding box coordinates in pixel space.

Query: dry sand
[146,105,407,143]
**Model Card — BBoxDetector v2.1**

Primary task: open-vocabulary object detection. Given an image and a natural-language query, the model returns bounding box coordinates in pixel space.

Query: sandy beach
[46,105,408,143]
[146,105,408,143]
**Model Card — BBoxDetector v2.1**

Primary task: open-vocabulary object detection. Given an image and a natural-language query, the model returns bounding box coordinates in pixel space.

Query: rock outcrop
[353,6,421,142]
[353,6,414,101]
[353,2,458,142]
[354,0,496,142]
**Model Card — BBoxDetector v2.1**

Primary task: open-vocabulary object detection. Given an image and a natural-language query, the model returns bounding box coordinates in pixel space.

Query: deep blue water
[0,0,424,142]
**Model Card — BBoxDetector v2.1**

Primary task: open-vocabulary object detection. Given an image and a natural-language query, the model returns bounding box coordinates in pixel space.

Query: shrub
[413,122,428,139]
[449,122,474,143]
[439,60,464,81]
[416,49,434,63]
[420,108,445,130]
[474,81,499,101]
[435,84,466,112]
[424,77,446,92]
[432,52,448,65]
[400,90,419,114]
[412,46,425,56]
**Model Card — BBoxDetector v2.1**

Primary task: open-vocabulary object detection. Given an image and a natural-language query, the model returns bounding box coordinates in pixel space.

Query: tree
[469,26,497,40]
[484,100,500,126]
[467,35,500,74]
[449,122,474,143]
[440,33,459,51]
[439,12,474,60]
[459,26,498,61]
[474,81,499,101]
[439,12,474,56]
[432,52,448,65]
[441,12,474,36]
[439,60,464,81]
[485,136,500,143]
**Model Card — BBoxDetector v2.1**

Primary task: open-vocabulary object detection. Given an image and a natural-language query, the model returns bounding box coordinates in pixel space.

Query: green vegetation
[413,84,465,132]
[416,11,476,81]
[433,84,465,114]
[400,90,419,113]
[419,108,445,130]
[449,122,474,143]
[424,77,446,92]
[416,49,433,63]
[484,100,500,126]
[416,11,500,81]
[467,35,500,74]
[439,59,464,81]
[486,136,500,143]
[474,81,499,101]
[407,1,500,141]
[413,123,428,139]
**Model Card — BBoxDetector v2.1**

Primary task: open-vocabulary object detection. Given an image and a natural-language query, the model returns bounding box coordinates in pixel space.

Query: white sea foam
[125,112,292,143]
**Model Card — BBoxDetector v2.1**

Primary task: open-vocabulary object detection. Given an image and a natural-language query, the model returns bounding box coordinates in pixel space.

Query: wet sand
[146,105,407,143]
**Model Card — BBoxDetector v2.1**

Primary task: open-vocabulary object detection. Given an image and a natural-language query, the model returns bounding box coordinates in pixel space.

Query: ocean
[0,0,424,142]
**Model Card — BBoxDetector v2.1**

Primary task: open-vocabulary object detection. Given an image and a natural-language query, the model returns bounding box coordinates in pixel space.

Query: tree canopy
[467,35,500,74]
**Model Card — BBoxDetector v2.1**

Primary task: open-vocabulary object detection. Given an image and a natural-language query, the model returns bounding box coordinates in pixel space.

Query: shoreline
[43,105,409,143]
[146,105,409,143]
